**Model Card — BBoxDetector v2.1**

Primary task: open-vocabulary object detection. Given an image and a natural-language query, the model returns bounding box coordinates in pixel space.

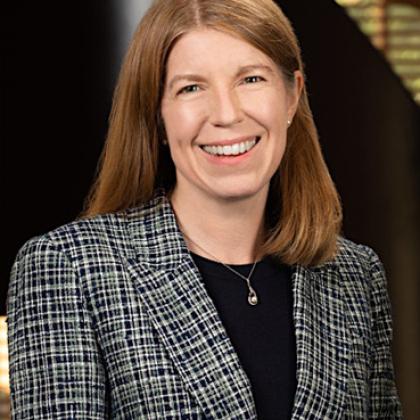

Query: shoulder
[333,235,385,277]
[15,211,128,262]
[329,236,390,316]
[14,193,166,265]
[311,236,389,304]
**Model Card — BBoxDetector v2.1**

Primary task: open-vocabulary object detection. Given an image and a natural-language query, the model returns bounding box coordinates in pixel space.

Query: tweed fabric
[7,190,403,419]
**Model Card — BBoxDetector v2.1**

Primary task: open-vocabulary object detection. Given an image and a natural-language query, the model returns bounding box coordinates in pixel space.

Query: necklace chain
[180,231,260,306]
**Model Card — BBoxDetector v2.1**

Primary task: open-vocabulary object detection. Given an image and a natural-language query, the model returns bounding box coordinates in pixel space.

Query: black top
[190,251,296,420]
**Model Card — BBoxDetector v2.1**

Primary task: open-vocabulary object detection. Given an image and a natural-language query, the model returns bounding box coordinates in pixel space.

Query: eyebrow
[167,64,275,91]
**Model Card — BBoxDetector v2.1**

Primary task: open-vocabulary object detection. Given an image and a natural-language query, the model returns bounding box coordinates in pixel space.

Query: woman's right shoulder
[13,190,168,265]
[15,210,128,260]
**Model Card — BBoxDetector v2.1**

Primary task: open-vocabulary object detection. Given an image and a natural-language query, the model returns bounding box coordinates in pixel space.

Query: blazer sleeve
[364,246,403,419]
[7,235,109,419]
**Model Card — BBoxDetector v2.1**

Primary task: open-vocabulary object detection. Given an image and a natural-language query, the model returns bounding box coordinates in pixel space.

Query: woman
[7,0,403,418]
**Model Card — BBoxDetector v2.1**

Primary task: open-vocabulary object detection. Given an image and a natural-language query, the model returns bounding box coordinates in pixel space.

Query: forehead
[166,28,274,73]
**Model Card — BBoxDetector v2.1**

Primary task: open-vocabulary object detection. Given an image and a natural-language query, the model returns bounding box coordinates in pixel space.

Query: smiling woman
[159,28,303,237]
[83,0,337,267]
[7,0,402,419]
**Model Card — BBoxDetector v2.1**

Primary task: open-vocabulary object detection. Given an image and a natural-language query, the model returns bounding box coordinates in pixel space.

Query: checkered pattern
[7,189,402,419]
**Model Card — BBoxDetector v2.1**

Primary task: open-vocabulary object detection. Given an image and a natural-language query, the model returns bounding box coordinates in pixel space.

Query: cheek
[162,103,205,144]
[241,90,288,129]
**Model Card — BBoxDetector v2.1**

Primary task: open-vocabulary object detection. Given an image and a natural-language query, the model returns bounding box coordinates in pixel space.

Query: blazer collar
[125,190,349,419]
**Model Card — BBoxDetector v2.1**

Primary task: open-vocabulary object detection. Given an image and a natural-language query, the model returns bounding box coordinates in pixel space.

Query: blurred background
[2,0,419,418]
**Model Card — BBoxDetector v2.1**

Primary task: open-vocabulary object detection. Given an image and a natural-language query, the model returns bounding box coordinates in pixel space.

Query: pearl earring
[287,120,291,126]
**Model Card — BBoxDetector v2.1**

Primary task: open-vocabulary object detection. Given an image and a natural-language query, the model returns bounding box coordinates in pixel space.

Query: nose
[209,86,244,127]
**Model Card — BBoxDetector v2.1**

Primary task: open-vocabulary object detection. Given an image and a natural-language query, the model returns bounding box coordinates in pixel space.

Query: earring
[287,120,291,127]
[162,138,168,145]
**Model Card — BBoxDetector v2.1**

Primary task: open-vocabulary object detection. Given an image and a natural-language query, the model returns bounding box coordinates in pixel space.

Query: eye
[243,75,265,84]
[177,84,201,95]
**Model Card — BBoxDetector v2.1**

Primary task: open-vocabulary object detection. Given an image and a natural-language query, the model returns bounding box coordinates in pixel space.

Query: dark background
[2,2,114,298]
[2,1,419,417]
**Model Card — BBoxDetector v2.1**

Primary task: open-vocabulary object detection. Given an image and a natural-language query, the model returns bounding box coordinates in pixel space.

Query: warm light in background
[0,318,8,391]
[0,317,10,420]
[336,0,420,104]
[337,0,363,5]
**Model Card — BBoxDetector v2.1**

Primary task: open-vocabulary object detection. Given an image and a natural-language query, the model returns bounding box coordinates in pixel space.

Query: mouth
[199,136,261,157]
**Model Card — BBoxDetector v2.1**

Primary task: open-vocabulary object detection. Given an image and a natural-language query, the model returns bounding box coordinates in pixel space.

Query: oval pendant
[248,289,258,305]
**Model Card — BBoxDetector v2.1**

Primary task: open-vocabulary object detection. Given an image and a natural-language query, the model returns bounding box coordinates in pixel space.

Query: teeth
[202,137,259,156]
[223,145,233,155]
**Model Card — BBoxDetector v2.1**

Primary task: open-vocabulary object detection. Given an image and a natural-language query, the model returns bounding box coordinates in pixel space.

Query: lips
[199,135,261,164]
[201,137,260,156]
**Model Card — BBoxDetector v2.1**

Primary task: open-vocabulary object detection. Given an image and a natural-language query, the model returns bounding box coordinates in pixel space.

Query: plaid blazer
[7,190,403,419]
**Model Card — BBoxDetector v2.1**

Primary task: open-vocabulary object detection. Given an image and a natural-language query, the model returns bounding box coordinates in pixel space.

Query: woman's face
[160,28,302,202]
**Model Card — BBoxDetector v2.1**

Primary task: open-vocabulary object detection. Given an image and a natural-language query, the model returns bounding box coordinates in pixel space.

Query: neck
[169,184,268,265]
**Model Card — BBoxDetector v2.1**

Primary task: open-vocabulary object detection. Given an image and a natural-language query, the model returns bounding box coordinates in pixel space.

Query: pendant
[248,287,259,305]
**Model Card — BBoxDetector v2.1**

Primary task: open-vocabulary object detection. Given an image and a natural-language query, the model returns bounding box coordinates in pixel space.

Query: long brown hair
[81,0,343,267]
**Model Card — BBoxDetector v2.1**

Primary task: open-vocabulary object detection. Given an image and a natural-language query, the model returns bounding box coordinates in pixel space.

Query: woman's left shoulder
[332,235,386,279]
[330,237,393,327]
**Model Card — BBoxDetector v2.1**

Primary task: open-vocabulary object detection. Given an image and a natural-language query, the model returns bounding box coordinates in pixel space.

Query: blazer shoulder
[16,209,133,264]
[334,235,384,277]
[14,193,167,266]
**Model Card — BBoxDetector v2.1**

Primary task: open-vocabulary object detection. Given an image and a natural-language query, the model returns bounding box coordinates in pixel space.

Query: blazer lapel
[125,191,257,419]
[125,190,348,419]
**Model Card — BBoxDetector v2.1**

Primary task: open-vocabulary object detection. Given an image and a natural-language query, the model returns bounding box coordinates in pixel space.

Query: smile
[200,136,261,156]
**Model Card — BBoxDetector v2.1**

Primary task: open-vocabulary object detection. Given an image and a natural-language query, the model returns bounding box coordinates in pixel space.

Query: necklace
[181,231,260,306]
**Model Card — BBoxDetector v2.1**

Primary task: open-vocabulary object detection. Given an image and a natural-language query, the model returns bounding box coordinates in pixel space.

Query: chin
[209,185,265,202]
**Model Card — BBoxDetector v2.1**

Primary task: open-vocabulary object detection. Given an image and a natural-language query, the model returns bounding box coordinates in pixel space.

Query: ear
[287,70,304,120]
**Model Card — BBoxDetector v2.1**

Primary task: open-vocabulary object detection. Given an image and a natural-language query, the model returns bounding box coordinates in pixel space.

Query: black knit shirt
[190,251,296,420]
